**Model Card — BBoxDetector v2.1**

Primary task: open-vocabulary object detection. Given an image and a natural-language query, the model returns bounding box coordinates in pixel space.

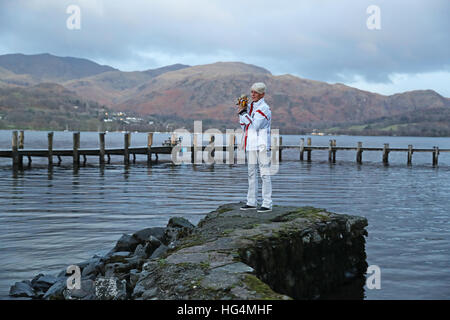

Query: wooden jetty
[0,130,448,168]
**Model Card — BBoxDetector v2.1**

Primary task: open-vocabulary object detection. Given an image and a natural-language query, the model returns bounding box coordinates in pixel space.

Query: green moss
[242,274,289,300]
[217,207,233,214]
[271,207,330,222]
[158,258,167,266]
[199,260,210,270]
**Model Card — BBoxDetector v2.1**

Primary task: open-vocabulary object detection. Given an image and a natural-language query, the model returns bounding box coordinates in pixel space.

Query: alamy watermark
[169,121,280,175]
[366,264,381,289]
[66,264,81,290]
[66,5,81,30]
[367,5,381,30]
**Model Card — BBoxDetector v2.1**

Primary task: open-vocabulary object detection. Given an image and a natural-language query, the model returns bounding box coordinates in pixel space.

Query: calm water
[0,130,449,299]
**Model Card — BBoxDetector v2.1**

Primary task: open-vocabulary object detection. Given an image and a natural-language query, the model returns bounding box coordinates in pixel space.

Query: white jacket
[239,98,271,151]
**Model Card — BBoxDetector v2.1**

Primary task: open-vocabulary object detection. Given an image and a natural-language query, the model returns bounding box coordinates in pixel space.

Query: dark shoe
[257,206,272,213]
[240,204,257,211]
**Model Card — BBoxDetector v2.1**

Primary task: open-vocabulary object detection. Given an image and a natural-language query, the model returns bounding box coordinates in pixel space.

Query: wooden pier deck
[1,131,448,168]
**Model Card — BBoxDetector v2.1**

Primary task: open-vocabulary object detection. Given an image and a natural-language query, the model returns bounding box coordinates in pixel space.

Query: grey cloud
[0,0,449,83]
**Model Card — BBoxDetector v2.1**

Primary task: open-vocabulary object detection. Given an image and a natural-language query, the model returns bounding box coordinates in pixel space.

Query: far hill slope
[0,53,117,82]
[113,62,450,133]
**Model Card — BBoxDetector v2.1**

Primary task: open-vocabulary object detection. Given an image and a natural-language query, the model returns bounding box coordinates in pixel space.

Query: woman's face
[251,90,264,102]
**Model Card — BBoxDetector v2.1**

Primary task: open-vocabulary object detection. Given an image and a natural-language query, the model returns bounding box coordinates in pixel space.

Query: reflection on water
[0,132,449,299]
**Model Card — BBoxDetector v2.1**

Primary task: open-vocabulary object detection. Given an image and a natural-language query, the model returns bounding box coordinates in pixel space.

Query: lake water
[0,130,449,299]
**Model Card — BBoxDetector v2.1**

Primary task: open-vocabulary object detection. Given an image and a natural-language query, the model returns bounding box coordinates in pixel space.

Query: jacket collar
[252,97,265,108]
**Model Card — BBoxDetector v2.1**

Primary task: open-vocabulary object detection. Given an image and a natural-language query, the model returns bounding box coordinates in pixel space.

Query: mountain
[0,53,449,135]
[142,64,190,77]
[110,62,450,133]
[0,83,108,131]
[63,64,190,106]
[0,53,116,82]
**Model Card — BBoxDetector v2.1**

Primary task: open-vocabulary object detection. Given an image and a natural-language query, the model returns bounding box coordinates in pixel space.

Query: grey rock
[63,279,95,300]
[125,255,145,270]
[132,227,165,243]
[104,251,132,263]
[9,281,36,298]
[163,217,195,244]
[81,260,103,279]
[167,217,195,230]
[129,269,140,288]
[145,236,162,255]
[43,280,66,300]
[133,244,146,258]
[104,262,132,278]
[31,274,58,293]
[141,287,158,299]
[150,244,168,259]
[113,234,140,252]
[212,262,254,274]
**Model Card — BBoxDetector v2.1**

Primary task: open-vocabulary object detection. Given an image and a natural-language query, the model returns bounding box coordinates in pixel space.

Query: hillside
[0,53,116,82]
[0,83,108,131]
[0,53,449,135]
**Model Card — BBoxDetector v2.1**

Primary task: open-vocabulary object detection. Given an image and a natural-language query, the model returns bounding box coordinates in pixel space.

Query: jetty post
[99,132,105,164]
[48,132,53,165]
[19,130,24,149]
[328,139,333,162]
[11,130,21,167]
[382,143,389,164]
[432,146,439,166]
[299,138,304,161]
[307,137,312,161]
[332,139,337,162]
[356,141,363,164]
[73,132,80,166]
[124,132,130,164]
[191,133,198,164]
[147,132,153,163]
[407,144,413,165]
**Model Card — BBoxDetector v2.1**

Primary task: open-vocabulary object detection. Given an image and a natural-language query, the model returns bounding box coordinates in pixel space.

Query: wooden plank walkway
[0,131,447,168]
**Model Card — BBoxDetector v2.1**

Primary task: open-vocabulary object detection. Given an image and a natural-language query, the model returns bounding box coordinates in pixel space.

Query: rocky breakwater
[10,202,368,300]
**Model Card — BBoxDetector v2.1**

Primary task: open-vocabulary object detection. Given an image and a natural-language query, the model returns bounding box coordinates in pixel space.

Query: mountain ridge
[0,53,449,135]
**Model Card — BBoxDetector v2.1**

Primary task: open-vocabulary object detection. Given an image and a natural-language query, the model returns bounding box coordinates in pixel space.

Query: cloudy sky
[1,0,449,96]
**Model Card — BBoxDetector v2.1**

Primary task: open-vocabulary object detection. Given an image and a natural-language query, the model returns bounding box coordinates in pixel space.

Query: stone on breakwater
[10,202,368,300]
[132,202,368,300]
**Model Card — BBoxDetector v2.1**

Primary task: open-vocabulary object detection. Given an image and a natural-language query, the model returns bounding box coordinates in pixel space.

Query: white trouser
[246,150,272,209]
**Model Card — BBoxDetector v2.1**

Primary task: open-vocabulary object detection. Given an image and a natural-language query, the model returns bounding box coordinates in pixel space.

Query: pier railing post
[191,134,197,164]
[332,140,337,163]
[99,132,105,164]
[19,130,24,149]
[124,132,130,164]
[73,132,80,166]
[299,138,304,161]
[407,144,413,165]
[48,132,53,165]
[12,130,20,167]
[147,132,153,163]
[209,135,215,160]
[328,139,333,162]
[18,130,24,165]
[382,143,389,164]
[307,137,312,161]
[356,141,363,164]
[432,146,439,166]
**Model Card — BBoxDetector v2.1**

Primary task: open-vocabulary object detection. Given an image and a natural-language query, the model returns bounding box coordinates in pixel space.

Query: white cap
[251,82,266,94]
